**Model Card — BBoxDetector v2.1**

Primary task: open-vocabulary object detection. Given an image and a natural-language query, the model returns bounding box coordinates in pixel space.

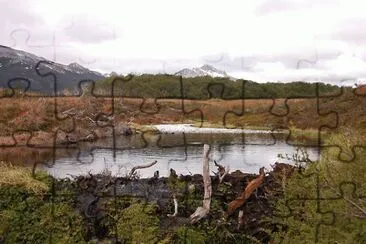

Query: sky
[1,0,366,84]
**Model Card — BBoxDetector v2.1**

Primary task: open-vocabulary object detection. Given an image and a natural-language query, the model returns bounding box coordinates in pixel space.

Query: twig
[214,160,230,183]
[86,116,96,124]
[61,108,76,115]
[190,144,212,224]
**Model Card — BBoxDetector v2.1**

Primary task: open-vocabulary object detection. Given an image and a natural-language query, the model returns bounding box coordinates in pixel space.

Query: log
[128,160,158,178]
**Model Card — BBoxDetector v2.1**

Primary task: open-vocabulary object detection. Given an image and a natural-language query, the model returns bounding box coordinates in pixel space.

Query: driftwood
[227,167,265,216]
[190,144,212,224]
[167,193,178,217]
[214,160,230,183]
[128,160,158,178]
[237,209,244,230]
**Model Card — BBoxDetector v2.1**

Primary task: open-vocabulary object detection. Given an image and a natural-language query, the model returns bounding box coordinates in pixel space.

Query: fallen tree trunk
[128,160,158,178]
[190,144,212,224]
[227,167,265,216]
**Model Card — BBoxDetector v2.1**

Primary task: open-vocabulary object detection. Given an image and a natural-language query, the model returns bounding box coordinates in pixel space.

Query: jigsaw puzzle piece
[183,77,246,128]
[0,83,61,148]
[317,86,366,161]
[223,81,282,146]
[111,75,162,119]
[9,15,75,62]
[151,76,244,127]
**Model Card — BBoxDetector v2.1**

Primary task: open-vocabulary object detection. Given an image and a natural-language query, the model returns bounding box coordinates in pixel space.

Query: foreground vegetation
[1,76,365,243]
[271,130,366,243]
[1,128,365,243]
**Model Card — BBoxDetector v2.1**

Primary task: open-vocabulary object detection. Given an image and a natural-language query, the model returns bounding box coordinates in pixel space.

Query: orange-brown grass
[1,90,365,147]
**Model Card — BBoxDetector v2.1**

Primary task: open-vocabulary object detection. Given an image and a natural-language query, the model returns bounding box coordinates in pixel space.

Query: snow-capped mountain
[0,45,105,94]
[175,64,236,80]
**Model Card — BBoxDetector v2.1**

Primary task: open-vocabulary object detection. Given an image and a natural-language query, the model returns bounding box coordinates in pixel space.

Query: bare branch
[167,193,178,217]
[227,167,265,216]
[190,144,212,224]
[214,160,230,183]
[128,160,158,178]
[237,209,244,230]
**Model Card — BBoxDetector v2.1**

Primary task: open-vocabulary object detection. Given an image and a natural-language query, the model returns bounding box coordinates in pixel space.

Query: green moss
[114,201,160,243]
[175,226,206,244]
[0,186,85,243]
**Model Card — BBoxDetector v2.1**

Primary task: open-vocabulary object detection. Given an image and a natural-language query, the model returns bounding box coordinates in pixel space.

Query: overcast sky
[1,0,366,84]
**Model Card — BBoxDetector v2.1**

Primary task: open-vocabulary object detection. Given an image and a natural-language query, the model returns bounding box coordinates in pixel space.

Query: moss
[114,201,160,243]
[0,186,85,243]
[175,226,206,244]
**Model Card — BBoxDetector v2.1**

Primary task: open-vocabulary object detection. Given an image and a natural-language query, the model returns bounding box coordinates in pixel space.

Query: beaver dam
[39,144,299,243]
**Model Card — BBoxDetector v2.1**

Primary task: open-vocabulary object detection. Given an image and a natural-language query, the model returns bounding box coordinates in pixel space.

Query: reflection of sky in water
[46,133,320,179]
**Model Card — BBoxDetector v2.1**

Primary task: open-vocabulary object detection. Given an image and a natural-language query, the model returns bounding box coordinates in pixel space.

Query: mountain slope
[0,45,105,94]
[175,64,236,80]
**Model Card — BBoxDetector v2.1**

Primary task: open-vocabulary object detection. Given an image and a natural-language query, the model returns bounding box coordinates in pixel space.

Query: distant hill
[0,45,105,94]
[175,64,237,80]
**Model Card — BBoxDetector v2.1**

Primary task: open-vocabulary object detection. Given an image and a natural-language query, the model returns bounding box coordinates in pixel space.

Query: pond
[44,124,320,178]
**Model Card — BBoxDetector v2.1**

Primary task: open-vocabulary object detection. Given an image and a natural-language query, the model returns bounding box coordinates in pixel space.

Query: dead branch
[190,144,212,224]
[227,167,265,216]
[167,193,178,217]
[128,160,157,178]
[237,209,244,230]
[214,160,230,183]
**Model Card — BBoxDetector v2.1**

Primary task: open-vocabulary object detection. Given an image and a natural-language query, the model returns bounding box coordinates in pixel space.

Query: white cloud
[1,0,366,83]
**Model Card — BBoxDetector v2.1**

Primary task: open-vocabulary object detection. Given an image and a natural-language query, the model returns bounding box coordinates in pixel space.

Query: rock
[123,127,133,136]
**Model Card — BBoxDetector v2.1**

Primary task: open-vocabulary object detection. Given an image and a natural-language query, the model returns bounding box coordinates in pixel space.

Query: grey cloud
[201,47,343,74]
[324,17,366,45]
[0,1,43,27]
[255,0,336,15]
[62,14,117,44]
[255,0,311,15]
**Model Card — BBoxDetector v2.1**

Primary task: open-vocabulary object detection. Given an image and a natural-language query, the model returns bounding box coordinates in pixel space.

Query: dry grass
[0,161,48,194]
[1,90,365,147]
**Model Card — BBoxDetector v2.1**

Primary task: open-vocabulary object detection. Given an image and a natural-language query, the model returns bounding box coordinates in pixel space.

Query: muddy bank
[51,163,294,243]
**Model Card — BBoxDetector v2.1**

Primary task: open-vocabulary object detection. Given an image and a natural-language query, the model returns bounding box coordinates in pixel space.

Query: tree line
[96,74,344,99]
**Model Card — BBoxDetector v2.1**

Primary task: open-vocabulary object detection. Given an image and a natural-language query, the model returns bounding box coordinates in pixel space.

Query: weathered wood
[128,160,158,178]
[167,193,178,217]
[214,160,230,183]
[227,167,265,216]
[190,144,212,224]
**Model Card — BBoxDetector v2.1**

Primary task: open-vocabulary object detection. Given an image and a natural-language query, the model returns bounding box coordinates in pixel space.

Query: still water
[45,128,320,179]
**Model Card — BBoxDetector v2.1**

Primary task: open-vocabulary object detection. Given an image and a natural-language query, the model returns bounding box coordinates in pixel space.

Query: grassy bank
[0,160,283,243]
[1,128,365,243]
[270,130,366,243]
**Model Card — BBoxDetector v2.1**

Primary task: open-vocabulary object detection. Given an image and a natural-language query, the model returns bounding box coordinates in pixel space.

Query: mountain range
[0,45,105,94]
[0,45,235,93]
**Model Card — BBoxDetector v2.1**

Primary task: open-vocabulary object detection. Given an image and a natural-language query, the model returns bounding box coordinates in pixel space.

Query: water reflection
[45,132,320,178]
